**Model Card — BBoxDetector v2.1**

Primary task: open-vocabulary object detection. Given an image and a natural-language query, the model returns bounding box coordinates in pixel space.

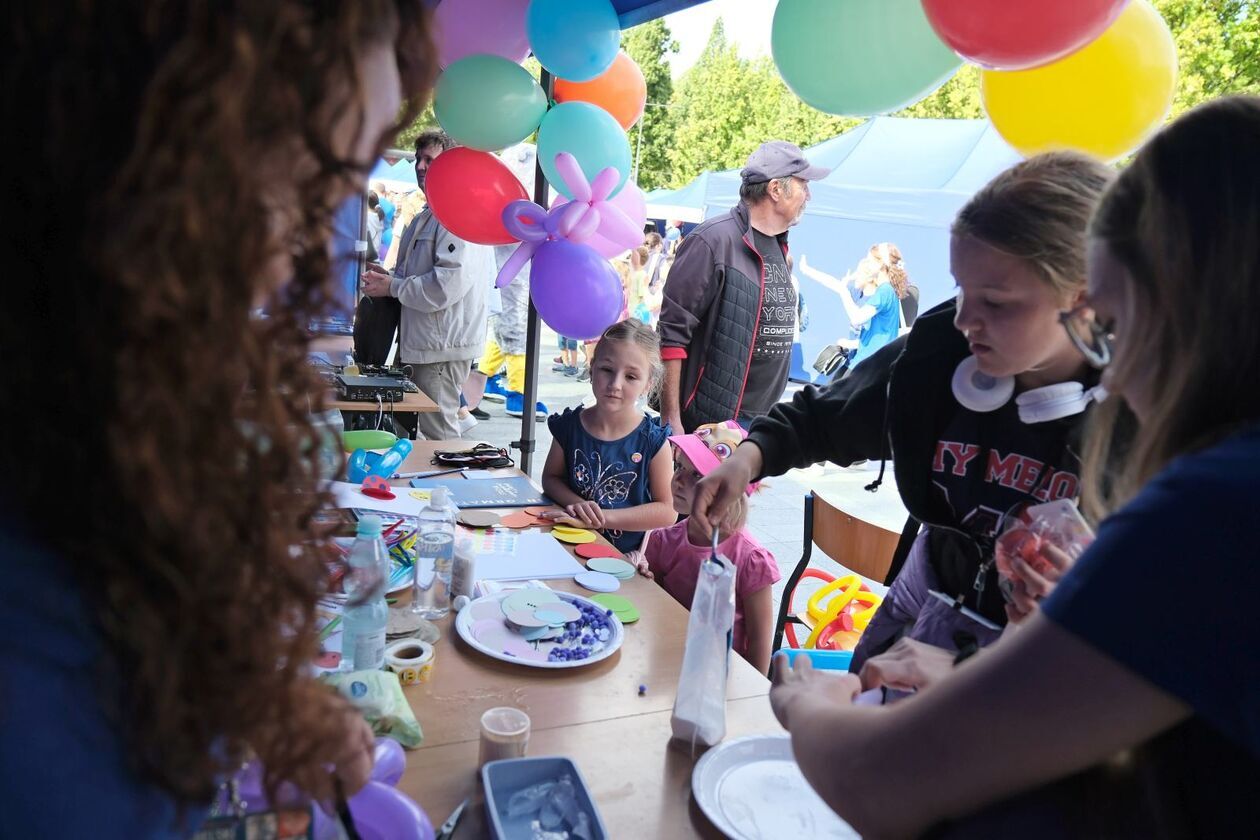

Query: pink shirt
[645,521,781,657]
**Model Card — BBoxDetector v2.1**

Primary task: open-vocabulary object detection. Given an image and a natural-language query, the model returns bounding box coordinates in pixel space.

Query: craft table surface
[386,441,782,837]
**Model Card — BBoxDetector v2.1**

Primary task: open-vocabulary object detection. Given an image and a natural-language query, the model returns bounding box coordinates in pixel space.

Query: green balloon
[434,54,548,151]
[772,0,962,116]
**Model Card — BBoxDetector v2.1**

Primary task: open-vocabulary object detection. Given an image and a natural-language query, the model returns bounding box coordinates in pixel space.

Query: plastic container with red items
[996,499,1095,583]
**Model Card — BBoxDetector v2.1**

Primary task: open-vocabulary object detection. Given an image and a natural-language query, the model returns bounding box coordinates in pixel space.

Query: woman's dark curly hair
[2,0,435,806]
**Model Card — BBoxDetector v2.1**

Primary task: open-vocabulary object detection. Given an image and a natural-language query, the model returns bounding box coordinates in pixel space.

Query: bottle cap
[430,486,449,508]
[356,514,382,537]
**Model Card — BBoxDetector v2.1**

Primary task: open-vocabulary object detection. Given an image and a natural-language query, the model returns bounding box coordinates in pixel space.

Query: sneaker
[551,362,566,372]
[553,355,564,364]
[482,373,508,403]
[470,406,491,420]
[505,393,548,421]
[563,365,580,377]
[576,367,591,383]
[457,412,478,435]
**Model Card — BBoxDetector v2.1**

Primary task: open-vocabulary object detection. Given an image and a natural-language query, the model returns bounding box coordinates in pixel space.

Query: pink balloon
[435,0,531,68]
[553,181,647,258]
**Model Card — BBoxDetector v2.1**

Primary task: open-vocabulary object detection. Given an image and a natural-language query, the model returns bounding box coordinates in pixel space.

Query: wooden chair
[772,492,916,652]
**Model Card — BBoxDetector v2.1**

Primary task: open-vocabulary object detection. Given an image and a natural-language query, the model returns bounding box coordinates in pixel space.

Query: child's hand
[563,500,605,529]
[538,509,586,529]
[625,549,653,580]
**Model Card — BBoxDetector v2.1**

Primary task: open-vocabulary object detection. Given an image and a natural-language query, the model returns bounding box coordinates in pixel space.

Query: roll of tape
[385,639,434,686]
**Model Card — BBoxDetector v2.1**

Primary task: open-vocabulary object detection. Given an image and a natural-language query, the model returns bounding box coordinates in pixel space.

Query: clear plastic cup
[479,707,531,767]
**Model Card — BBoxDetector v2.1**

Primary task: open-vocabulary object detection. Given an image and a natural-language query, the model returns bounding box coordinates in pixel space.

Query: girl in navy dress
[542,319,678,552]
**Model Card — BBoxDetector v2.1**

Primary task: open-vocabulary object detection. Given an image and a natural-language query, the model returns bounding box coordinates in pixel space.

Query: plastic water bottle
[410,486,456,619]
[343,515,389,670]
[310,408,345,484]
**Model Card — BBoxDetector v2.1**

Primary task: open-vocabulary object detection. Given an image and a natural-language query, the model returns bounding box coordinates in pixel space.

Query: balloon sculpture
[496,153,628,339]
[222,739,433,840]
[553,180,646,259]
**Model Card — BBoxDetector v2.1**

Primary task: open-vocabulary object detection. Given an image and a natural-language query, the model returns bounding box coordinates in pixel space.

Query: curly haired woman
[1,2,435,835]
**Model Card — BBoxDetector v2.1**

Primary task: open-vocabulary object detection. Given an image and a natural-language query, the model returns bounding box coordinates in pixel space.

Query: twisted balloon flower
[495,152,641,288]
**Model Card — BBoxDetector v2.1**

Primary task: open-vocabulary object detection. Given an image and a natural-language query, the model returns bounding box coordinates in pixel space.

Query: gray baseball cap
[740,140,831,185]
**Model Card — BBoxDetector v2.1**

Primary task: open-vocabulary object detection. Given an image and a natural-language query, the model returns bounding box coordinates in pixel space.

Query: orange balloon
[553,51,647,130]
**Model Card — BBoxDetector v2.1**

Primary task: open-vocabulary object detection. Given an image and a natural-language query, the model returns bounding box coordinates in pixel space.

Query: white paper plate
[692,735,860,839]
[454,590,624,669]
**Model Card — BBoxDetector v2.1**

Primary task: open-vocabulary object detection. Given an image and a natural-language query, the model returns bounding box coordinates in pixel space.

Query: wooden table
[326,387,439,419]
[386,442,784,837]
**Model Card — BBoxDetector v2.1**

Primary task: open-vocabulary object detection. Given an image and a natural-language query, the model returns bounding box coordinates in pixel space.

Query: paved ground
[466,330,909,613]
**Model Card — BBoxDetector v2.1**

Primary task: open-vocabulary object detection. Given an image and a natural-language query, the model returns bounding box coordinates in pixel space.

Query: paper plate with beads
[454,590,625,669]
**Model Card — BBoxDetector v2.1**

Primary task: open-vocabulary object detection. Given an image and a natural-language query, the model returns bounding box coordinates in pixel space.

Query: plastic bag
[996,499,1095,593]
[670,550,736,750]
[322,670,424,748]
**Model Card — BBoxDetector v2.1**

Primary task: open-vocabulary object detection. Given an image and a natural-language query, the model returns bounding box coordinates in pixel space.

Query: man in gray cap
[657,140,829,432]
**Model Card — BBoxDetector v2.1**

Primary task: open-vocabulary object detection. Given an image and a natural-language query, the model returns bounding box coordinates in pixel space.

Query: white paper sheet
[466,528,586,581]
[330,480,431,518]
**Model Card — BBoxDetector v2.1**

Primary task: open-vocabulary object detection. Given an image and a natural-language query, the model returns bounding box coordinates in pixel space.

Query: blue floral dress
[547,407,671,552]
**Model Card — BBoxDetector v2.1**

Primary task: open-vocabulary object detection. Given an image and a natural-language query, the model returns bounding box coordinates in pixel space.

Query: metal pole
[633,114,644,181]
[514,67,553,476]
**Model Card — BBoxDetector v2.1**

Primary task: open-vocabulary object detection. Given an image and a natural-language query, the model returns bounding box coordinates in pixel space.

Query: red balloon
[423,147,529,245]
[921,0,1129,70]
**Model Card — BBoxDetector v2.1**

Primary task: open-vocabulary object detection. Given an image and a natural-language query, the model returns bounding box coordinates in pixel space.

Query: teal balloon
[772,0,962,116]
[434,54,547,151]
[526,0,620,82]
[537,102,630,199]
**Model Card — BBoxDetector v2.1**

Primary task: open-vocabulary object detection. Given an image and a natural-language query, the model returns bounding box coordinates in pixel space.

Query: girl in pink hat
[630,421,781,674]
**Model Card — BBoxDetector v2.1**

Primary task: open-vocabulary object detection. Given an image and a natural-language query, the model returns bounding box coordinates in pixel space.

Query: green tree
[665,20,856,187]
[624,18,680,190]
[895,65,983,120]
[395,101,437,152]
[1154,0,1260,116]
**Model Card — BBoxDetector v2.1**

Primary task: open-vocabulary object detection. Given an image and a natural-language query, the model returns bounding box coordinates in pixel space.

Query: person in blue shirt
[1,3,438,836]
[766,96,1260,838]
[799,242,909,371]
[372,180,396,258]
[541,319,678,552]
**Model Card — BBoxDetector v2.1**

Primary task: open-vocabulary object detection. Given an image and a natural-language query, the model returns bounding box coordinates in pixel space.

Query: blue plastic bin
[481,756,609,839]
[781,647,854,672]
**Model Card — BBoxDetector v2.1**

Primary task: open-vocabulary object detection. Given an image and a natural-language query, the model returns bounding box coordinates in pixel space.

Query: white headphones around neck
[951,356,1106,424]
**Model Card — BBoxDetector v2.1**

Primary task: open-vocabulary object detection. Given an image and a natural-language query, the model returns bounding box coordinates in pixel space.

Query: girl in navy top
[765,96,1260,838]
[542,319,677,552]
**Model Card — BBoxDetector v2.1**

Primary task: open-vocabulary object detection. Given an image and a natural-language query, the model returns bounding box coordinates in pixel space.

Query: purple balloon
[347,781,435,840]
[371,738,406,788]
[530,239,625,340]
[435,0,531,68]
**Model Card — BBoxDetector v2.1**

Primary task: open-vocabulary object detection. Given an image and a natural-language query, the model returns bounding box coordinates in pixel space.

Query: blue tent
[645,117,1022,382]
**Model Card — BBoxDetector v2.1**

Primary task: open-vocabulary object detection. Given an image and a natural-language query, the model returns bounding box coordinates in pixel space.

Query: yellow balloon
[981,0,1177,162]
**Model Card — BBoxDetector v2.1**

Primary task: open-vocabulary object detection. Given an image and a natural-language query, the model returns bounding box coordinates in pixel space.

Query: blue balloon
[347,439,413,483]
[526,0,620,82]
[537,102,630,200]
